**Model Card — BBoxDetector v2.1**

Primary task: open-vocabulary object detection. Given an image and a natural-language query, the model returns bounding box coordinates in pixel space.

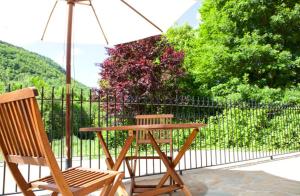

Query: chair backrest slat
[0,103,20,155]
[0,96,43,158]
[7,155,47,166]
[27,98,44,156]
[135,114,174,144]
[17,100,38,156]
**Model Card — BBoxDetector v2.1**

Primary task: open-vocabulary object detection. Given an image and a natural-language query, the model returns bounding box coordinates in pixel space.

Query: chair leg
[168,156,174,196]
[107,173,127,196]
[168,178,173,196]
[130,176,135,196]
[117,183,128,196]
[5,162,35,196]
[125,158,135,196]
[129,142,140,196]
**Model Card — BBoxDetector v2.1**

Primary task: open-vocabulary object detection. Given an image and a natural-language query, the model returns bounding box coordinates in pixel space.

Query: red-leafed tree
[98,35,185,102]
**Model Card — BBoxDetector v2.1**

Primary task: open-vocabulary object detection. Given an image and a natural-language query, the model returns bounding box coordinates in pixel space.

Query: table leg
[97,132,134,196]
[147,132,184,186]
[112,135,134,170]
[97,132,114,169]
[182,185,192,196]
[157,129,199,188]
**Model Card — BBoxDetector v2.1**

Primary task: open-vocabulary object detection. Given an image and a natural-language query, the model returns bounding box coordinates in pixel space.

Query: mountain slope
[0,41,88,91]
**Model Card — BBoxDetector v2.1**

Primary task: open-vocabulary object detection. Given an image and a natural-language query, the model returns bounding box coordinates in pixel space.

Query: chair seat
[30,167,119,194]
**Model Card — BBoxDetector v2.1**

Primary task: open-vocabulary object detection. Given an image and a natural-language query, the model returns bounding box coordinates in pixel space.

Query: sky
[2,0,201,88]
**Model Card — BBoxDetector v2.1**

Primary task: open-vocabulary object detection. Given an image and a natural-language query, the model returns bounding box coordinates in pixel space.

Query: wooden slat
[135,114,174,119]
[0,87,38,104]
[30,181,80,193]
[20,99,41,157]
[26,98,43,157]
[11,101,31,156]
[72,173,108,187]
[75,173,118,196]
[0,104,17,154]
[1,104,21,155]
[0,109,14,154]
[137,139,171,144]
[80,123,206,132]
[15,101,36,156]
[7,155,47,166]
[6,102,26,156]
[54,168,119,195]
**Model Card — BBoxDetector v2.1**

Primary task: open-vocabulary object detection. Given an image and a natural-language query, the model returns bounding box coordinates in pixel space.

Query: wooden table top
[80,123,206,132]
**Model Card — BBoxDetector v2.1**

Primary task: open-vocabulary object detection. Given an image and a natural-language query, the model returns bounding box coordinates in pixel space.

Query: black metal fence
[1,86,300,195]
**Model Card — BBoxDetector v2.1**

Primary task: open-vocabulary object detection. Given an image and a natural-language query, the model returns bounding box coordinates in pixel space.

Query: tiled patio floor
[129,167,300,196]
[10,154,300,196]
[128,154,300,196]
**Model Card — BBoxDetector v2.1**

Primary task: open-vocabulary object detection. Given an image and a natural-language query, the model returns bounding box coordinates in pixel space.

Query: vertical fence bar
[232,101,236,162]
[207,98,212,166]
[71,88,74,162]
[249,101,253,160]
[121,95,126,173]
[38,87,45,179]
[295,106,300,151]
[113,92,117,166]
[218,102,222,165]
[242,103,245,161]
[225,101,230,163]
[89,89,92,168]
[50,87,54,150]
[97,90,101,169]
[79,89,83,166]
[60,88,64,169]
[255,102,259,159]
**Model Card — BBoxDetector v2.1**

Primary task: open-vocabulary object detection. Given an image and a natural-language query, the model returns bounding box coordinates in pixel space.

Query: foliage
[205,106,300,151]
[42,100,94,140]
[166,0,300,99]
[166,25,209,97]
[98,35,185,109]
[210,77,300,104]
[0,41,87,91]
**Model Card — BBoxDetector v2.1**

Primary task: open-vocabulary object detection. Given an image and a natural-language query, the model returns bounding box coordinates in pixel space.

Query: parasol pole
[65,0,75,169]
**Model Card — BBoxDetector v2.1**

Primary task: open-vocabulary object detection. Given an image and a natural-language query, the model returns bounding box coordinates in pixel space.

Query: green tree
[167,0,300,91]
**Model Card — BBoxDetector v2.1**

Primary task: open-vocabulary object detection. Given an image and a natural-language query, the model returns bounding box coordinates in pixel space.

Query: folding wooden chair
[125,114,174,195]
[0,88,127,196]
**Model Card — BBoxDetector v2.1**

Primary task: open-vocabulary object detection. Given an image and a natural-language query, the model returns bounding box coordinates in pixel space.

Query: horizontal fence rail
[0,86,300,195]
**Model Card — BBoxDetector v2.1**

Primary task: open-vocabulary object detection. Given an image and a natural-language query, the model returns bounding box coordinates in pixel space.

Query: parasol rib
[41,0,59,40]
[89,0,109,45]
[120,0,163,33]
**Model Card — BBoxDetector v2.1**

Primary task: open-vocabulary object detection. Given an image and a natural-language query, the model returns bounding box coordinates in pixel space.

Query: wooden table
[80,123,206,196]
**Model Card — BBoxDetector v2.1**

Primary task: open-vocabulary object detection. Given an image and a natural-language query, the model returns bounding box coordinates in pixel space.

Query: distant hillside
[0,41,88,91]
